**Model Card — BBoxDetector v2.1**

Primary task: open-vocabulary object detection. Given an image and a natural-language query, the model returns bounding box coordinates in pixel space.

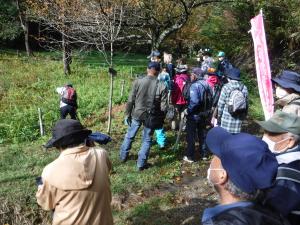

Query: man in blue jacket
[183,68,212,163]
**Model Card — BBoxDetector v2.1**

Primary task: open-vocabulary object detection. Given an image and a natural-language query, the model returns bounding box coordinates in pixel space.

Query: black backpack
[182,80,192,101]
[182,80,213,117]
[198,81,213,118]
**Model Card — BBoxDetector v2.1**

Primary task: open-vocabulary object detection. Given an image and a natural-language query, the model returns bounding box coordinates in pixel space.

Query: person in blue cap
[120,62,168,171]
[257,110,300,225]
[272,70,300,116]
[203,127,289,225]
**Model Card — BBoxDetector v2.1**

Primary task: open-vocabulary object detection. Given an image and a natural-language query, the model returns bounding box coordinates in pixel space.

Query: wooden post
[120,80,125,97]
[38,108,44,136]
[130,66,133,78]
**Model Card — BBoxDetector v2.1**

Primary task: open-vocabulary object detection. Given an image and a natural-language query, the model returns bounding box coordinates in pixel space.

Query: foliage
[0,0,22,42]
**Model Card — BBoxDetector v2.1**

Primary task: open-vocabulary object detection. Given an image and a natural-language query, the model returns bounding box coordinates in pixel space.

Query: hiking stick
[173,113,186,151]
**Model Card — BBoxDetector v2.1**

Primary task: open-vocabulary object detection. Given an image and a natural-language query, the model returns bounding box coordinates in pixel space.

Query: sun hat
[256,110,300,135]
[45,119,92,148]
[272,70,300,93]
[206,127,278,194]
[225,67,241,81]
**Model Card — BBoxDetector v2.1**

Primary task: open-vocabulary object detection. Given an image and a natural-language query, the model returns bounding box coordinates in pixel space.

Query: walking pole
[173,113,186,151]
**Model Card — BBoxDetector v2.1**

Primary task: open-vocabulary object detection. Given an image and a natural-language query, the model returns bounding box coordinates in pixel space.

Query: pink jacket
[171,73,189,105]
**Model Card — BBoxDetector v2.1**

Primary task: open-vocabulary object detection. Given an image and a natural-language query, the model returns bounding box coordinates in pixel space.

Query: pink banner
[250,12,274,120]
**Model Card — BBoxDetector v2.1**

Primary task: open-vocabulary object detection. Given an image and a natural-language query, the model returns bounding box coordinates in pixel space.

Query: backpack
[227,85,247,116]
[198,82,213,118]
[182,80,213,118]
[62,86,77,107]
[182,80,192,101]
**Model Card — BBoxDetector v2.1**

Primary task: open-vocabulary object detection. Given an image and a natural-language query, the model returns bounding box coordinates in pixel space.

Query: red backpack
[62,86,77,107]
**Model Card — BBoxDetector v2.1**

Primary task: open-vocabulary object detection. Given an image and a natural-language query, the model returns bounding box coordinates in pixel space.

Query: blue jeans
[119,119,154,168]
[155,128,166,147]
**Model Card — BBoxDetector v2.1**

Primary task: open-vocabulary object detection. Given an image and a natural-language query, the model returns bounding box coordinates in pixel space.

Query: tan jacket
[36,145,113,225]
[276,93,300,116]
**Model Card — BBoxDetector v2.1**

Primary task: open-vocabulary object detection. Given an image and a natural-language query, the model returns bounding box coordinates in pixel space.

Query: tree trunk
[16,0,32,57]
[62,34,71,75]
[24,20,32,56]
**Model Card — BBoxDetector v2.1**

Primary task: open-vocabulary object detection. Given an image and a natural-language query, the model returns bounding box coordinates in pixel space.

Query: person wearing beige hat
[257,110,300,225]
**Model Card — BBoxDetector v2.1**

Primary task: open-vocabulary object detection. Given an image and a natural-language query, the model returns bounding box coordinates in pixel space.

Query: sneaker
[159,145,165,149]
[183,156,194,163]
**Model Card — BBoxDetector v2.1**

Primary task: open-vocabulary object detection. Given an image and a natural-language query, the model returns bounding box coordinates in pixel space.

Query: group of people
[120,49,248,169]
[35,49,300,225]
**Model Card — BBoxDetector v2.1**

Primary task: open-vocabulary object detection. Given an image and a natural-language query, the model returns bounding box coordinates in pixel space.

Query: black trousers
[186,118,207,160]
[60,105,77,120]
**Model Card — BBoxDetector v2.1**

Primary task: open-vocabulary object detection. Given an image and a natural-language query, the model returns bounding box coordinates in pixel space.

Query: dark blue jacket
[166,63,175,79]
[187,79,212,121]
[264,147,300,225]
[202,203,290,225]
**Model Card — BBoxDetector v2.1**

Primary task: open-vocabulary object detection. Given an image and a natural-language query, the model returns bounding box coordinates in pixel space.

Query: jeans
[120,119,154,168]
[186,118,208,160]
[60,105,77,120]
[155,128,166,147]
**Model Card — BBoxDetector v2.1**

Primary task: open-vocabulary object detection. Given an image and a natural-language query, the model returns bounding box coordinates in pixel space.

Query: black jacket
[203,204,290,225]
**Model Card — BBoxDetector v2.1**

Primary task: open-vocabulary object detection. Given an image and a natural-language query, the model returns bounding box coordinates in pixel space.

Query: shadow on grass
[126,197,216,225]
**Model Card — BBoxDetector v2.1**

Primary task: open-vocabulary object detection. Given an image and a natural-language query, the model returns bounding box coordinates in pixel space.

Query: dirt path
[112,160,217,225]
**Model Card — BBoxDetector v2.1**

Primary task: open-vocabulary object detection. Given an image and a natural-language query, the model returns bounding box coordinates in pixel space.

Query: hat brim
[256,120,288,134]
[226,74,241,81]
[45,129,92,148]
[272,77,300,93]
[206,127,232,157]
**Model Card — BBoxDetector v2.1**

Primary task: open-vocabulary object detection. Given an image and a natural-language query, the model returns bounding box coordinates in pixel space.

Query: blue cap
[206,127,278,194]
[147,50,161,59]
[148,62,161,71]
[225,67,241,81]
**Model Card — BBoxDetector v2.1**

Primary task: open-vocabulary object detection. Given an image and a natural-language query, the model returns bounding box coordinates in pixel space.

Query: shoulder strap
[288,101,300,107]
[276,166,300,184]
[149,80,159,111]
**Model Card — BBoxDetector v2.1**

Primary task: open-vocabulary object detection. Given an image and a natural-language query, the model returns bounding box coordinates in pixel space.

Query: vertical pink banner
[250,12,274,120]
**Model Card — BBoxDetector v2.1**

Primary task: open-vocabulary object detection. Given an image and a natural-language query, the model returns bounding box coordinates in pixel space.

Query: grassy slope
[0,51,263,224]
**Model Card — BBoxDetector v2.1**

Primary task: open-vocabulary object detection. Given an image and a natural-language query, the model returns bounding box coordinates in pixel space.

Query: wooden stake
[38,108,44,136]
[120,80,125,97]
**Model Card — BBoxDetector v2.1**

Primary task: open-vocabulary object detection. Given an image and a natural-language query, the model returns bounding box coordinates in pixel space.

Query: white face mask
[275,86,289,99]
[262,135,289,153]
[207,168,225,186]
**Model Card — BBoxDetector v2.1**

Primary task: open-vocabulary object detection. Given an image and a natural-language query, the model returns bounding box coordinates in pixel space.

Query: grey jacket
[276,93,300,116]
[125,75,168,120]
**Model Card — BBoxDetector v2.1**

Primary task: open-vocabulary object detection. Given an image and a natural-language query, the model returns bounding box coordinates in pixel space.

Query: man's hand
[183,109,188,116]
[124,116,132,126]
